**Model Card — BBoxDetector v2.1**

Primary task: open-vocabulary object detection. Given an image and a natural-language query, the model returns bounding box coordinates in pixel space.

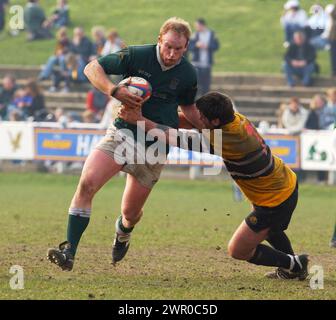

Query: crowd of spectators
[281,1,336,86]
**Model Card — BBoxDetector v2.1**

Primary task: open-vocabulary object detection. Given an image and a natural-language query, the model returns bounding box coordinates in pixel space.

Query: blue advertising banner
[264,135,300,168]
[33,129,300,168]
[34,128,105,161]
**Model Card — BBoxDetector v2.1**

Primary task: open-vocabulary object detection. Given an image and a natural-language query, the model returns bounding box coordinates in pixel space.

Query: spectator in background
[44,0,70,30]
[86,87,109,120]
[188,18,219,97]
[82,110,97,123]
[24,79,46,120]
[24,0,52,41]
[7,88,33,120]
[0,75,16,120]
[276,102,288,128]
[0,0,8,38]
[38,26,70,81]
[281,97,308,134]
[309,4,335,51]
[50,52,87,92]
[69,27,95,79]
[327,6,336,77]
[305,94,329,183]
[91,26,106,57]
[101,28,125,56]
[326,88,336,110]
[305,94,325,129]
[281,0,308,47]
[307,4,326,40]
[284,31,316,87]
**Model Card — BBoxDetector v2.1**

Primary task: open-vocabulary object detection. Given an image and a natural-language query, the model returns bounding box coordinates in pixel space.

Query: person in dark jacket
[284,31,316,87]
[188,18,219,96]
[0,75,16,119]
[24,79,46,120]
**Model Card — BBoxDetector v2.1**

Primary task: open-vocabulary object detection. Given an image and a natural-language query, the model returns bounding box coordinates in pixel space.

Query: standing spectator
[307,4,326,40]
[44,0,70,30]
[188,18,219,97]
[281,97,308,134]
[101,28,124,56]
[327,6,336,77]
[0,0,8,38]
[281,0,308,47]
[38,27,70,81]
[0,75,16,120]
[91,26,106,57]
[284,31,316,87]
[24,0,52,41]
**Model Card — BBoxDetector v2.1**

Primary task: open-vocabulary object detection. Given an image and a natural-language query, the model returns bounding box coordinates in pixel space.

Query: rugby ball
[119,76,152,99]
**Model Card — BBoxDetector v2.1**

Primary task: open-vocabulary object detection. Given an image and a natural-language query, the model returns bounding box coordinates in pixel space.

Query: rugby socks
[248,244,292,269]
[115,215,134,235]
[266,231,294,255]
[67,208,91,256]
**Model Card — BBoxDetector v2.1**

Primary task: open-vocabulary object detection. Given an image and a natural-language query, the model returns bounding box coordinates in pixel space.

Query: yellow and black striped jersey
[209,113,297,207]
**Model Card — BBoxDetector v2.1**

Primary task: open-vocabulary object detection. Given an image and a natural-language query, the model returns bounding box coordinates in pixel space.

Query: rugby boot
[47,241,74,271]
[112,233,131,265]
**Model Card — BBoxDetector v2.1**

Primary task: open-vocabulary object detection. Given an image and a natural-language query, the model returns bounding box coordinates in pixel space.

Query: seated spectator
[284,31,316,87]
[68,27,95,80]
[305,94,329,183]
[305,94,324,129]
[276,102,288,128]
[70,27,95,63]
[281,0,308,47]
[50,52,87,92]
[91,26,106,57]
[24,79,47,120]
[281,97,308,134]
[101,28,125,56]
[86,87,109,119]
[44,0,70,30]
[7,88,33,120]
[326,88,336,109]
[54,107,68,124]
[24,0,52,41]
[38,26,70,80]
[82,110,98,123]
[0,75,17,120]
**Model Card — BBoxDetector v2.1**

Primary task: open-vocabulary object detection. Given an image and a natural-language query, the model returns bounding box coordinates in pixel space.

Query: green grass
[0,0,333,74]
[0,172,335,300]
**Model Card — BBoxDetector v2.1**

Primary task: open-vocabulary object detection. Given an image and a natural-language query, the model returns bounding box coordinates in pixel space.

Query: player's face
[199,111,220,129]
[158,31,188,67]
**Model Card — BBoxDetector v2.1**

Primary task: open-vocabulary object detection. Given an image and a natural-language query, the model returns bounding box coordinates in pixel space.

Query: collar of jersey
[156,45,181,71]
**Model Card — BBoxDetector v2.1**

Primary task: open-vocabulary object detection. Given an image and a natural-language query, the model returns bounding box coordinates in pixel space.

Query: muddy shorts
[96,124,166,189]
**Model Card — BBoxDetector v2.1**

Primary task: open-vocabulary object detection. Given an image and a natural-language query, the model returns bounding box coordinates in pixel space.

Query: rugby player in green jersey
[47,17,204,271]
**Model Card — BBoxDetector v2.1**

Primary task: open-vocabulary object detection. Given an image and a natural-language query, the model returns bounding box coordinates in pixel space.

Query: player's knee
[227,241,247,260]
[78,177,98,199]
[121,207,143,224]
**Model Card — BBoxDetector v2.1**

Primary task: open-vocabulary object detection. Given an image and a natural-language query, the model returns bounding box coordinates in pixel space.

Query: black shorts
[245,182,298,233]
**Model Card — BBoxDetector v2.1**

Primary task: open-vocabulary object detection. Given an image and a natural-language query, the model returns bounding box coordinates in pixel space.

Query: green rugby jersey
[98,45,197,135]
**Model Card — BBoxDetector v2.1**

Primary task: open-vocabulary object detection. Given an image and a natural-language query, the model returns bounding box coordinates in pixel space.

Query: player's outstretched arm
[118,106,206,153]
[180,104,205,130]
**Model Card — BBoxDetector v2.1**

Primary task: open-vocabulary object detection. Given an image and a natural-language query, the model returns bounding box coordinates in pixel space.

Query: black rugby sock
[248,244,291,269]
[266,231,294,255]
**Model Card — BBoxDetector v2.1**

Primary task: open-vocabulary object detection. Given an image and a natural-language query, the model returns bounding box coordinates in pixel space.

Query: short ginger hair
[159,17,192,41]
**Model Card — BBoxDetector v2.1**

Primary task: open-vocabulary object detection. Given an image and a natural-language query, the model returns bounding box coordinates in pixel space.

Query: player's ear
[212,118,221,127]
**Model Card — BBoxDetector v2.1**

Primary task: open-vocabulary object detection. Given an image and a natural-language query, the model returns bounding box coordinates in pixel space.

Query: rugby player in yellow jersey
[119,91,309,280]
